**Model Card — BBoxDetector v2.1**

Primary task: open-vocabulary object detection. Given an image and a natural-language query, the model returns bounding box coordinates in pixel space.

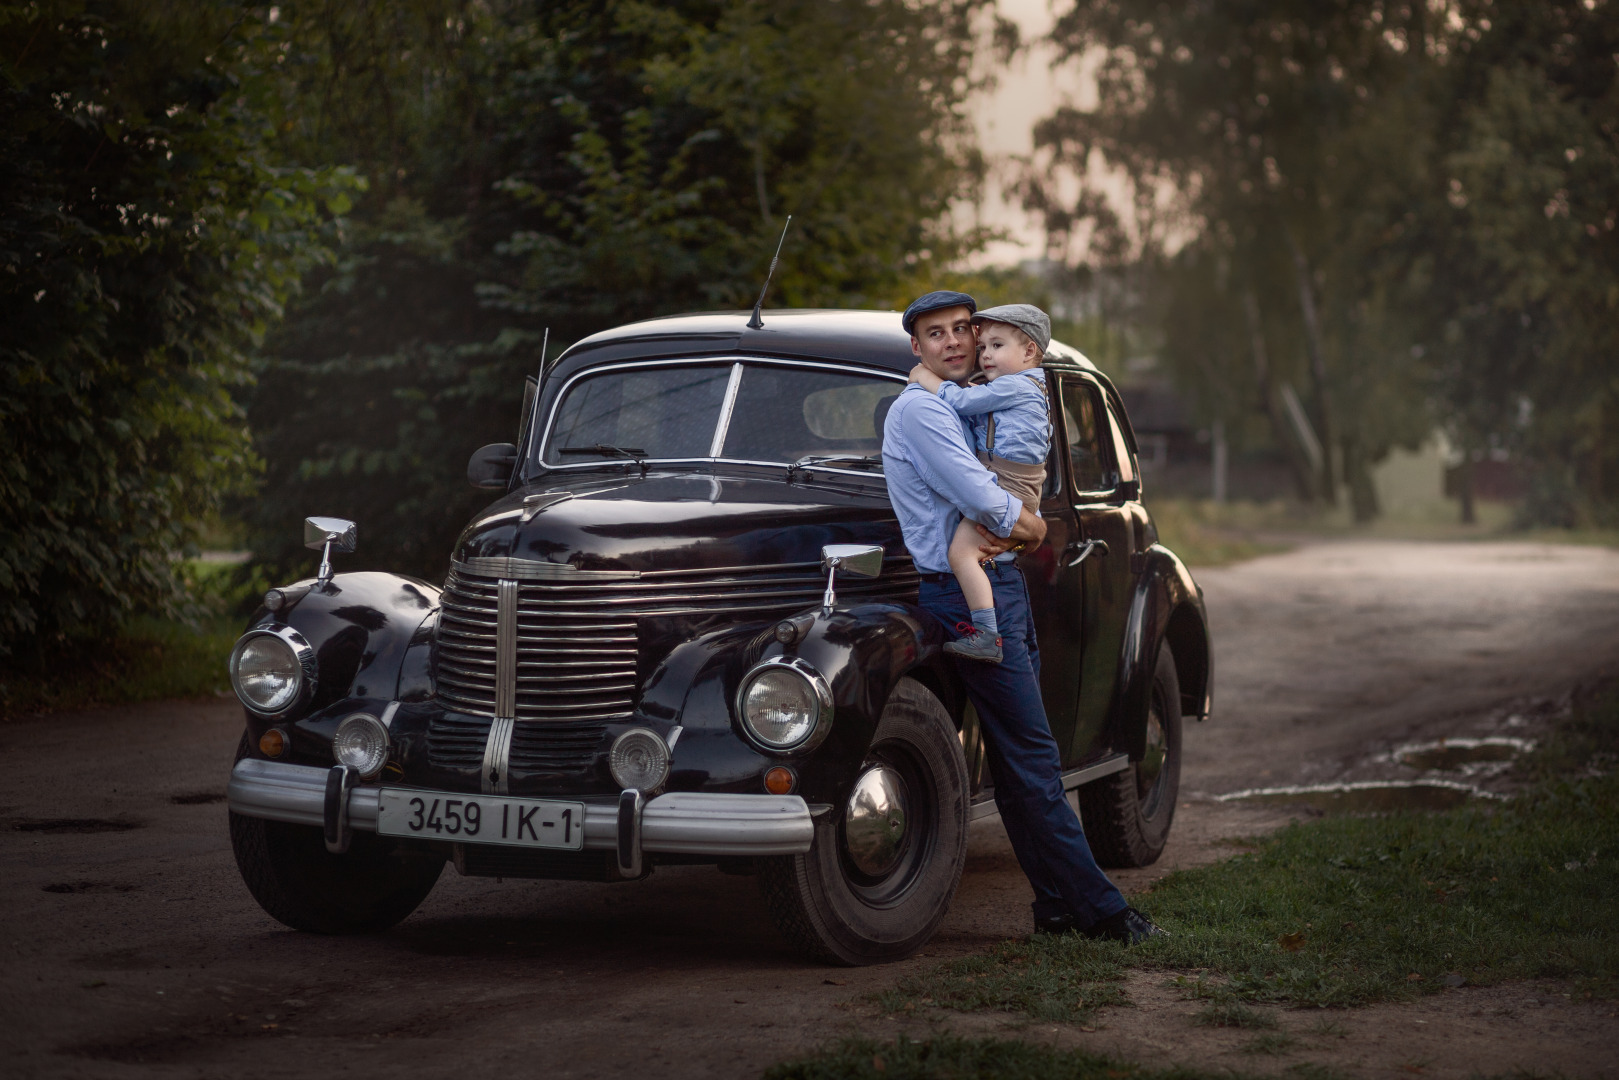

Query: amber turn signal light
[258,728,287,758]
[763,765,796,795]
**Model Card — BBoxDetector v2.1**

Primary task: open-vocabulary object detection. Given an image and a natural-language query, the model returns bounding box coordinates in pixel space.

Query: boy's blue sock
[969,607,998,636]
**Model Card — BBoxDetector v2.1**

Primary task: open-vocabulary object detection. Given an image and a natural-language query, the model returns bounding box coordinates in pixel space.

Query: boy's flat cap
[972,303,1051,353]
[902,290,977,335]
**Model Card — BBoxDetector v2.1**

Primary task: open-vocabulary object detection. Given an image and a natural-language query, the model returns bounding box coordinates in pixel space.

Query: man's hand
[909,364,945,393]
[975,507,1048,557]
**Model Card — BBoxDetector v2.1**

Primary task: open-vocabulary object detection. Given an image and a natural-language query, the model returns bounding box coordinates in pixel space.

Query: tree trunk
[1243,289,1320,501]
[1284,231,1338,504]
[1456,455,1477,525]
[1342,434,1381,523]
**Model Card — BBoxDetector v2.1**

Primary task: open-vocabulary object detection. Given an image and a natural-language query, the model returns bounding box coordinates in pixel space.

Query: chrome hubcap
[1137,707,1166,802]
[843,765,910,878]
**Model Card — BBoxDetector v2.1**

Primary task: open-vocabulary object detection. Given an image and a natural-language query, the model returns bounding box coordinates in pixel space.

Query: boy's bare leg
[945,519,1003,661]
[949,518,995,611]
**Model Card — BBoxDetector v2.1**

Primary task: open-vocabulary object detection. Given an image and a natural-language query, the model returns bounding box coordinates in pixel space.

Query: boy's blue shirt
[935,367,1051,466]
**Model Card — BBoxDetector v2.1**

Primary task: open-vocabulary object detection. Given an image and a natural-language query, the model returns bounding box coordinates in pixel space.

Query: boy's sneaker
[943,623,1002,663]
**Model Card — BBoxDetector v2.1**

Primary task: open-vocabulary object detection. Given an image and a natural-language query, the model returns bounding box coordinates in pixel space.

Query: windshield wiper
[560,444,649,474]
[786,454,883,477]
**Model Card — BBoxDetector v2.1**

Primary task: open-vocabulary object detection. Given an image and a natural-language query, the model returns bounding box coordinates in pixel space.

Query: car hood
[453,468,904,574]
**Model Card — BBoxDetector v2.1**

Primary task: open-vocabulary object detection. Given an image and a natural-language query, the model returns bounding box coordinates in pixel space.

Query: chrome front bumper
[227,759,814,863]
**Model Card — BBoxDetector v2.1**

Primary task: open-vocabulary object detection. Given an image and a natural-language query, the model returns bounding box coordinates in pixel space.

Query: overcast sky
[967,0,1064,268]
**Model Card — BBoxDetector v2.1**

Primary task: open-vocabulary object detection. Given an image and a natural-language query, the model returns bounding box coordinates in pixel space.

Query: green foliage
[0,2,357,651]
[1033,0,1619,524]
[239,0,1003,581]
[765,1034,1261,1080]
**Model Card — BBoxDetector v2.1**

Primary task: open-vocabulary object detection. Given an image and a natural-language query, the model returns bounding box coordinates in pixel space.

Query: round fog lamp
[739,663,828,751]
[333,713,390,778]
[230,633,304,715]
[609,728,671,791]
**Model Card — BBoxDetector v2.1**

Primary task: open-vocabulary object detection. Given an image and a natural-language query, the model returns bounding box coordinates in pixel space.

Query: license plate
[376,789,586,850]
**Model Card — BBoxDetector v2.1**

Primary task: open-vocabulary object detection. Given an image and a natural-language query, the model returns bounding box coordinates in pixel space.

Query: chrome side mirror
[819,543,884,616]
[304,516,357,587]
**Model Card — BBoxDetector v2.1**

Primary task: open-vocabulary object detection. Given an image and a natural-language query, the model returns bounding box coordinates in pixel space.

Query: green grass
[763,1034,1260,1080]
[0,558,262,717]
[877,687,1619,1017]
[874,934,1129,1025]
[0,614,240,716]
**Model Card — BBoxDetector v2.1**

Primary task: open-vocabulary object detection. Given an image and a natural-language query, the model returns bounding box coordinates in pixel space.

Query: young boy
[909,304,1052,663]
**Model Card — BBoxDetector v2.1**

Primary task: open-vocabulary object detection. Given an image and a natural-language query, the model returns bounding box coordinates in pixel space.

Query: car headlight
[609,728,671,791]
[229,627,315,716]
[333,713,390,779]
[736,657,833,753]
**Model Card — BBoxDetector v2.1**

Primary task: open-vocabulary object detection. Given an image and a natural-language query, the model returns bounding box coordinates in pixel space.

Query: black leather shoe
[1032,912,1078,935]
[1083,906,1166,944]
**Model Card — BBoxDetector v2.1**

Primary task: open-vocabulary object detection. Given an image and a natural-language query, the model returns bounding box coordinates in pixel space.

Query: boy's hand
[909,365,944,393]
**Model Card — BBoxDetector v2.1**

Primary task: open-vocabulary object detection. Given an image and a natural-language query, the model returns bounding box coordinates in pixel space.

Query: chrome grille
[426,713,606,774]
[435,556,916,723]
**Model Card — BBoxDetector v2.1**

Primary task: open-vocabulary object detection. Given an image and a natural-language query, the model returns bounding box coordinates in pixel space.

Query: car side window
[1058,377,1111,495]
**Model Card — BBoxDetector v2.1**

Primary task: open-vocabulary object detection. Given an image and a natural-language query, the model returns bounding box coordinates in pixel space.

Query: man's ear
[911,337,922,357]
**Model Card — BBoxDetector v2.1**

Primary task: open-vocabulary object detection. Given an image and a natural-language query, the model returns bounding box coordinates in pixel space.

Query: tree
[240,0,1005,580]
[0,2,354,653]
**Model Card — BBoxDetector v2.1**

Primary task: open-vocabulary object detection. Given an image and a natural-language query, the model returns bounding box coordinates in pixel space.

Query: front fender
[242,571,441,725]
[1107,545,1212,759]
[642,602,951,809]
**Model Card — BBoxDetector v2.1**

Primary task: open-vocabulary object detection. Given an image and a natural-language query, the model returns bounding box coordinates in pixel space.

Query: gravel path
[2,539,1616,1078]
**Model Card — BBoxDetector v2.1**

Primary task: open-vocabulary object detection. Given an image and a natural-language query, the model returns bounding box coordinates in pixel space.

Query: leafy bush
[0,2,355,651]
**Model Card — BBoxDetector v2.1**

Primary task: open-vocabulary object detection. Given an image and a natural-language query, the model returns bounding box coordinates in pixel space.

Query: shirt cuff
[989,492,1020,538]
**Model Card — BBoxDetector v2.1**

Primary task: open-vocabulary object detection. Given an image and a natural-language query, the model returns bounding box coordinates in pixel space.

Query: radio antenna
[538,327,550,372]
[746,214,793,330]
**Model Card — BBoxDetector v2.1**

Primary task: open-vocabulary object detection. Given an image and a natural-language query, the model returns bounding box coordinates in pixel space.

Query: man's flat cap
[972,303,1051,353]
[902,290,977,335]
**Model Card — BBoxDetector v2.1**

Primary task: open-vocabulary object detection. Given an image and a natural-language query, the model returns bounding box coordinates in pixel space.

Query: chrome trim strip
[710,362,743,457]
[1062,753,1131,790]
[480,714,514,795]
[968,753,1131,822]
[379,701,401,729]
[458,556,641,581]
[227,760,812,856]
[535,356,905,477]
[494,579,518,719]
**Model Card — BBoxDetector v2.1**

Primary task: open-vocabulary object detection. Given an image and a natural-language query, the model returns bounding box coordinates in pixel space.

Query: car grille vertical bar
[479,578,520,794]
[494,579,519,718]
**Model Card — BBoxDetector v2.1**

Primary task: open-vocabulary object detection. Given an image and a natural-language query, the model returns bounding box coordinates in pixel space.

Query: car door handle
[1065,539,1109,567]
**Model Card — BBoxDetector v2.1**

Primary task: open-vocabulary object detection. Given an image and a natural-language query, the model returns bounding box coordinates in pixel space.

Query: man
[881,289,1162,943]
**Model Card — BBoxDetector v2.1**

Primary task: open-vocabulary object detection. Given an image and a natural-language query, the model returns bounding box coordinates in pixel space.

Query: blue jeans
[919,564,1128,926]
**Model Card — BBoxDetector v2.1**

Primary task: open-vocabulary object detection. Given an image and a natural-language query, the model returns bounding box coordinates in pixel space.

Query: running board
[968,752,1131,822]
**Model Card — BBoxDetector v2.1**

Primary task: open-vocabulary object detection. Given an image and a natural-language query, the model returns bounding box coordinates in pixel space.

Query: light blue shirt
[936,368,1051,466]
[881,384,1021,575]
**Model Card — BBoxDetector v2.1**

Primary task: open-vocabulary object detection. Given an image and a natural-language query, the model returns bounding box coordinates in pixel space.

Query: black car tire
[229,739,443,934]
[758,677,968,966]
[1076,645,1183,868]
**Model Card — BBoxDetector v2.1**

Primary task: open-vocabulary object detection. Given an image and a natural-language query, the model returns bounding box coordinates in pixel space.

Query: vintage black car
[225,309,1212,964]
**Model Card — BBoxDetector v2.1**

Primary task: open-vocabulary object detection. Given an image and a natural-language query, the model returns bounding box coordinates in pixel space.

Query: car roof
[552,309,1100,378]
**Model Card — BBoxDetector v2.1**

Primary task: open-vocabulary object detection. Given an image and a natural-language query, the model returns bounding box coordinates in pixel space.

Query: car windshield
[542,362,901,469]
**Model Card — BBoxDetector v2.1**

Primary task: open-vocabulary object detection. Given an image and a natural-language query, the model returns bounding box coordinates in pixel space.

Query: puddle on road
[1392,736,1534,772]
[1215,779,1500,814]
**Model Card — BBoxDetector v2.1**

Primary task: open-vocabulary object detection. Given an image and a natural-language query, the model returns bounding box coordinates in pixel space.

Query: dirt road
[3,540,1617,1079]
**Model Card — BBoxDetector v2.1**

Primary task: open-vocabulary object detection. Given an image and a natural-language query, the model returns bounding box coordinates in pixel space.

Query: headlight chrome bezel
[735,656,834,755]
[229,625,317,719]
